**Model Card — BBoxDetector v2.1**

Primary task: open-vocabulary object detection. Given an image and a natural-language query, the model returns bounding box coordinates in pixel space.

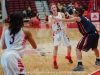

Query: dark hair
[9,11,24,35]
[75,8,84,16]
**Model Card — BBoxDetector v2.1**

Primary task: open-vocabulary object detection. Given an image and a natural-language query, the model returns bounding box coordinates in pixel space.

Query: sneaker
[72,65,84,71]
[65,56,73,63]
[53,61,58,69]
[95,61,100,66]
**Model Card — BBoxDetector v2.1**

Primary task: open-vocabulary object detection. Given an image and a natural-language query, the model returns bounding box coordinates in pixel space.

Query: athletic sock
[53,56,57,61]
[67,52,71,57]
[78,60,83,66]
[96,57,100,61]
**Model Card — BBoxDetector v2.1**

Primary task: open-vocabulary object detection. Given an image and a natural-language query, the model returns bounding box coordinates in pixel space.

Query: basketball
[29,18,40,28]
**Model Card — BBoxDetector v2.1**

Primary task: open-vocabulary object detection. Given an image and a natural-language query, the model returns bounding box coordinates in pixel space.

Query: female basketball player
[49,3,73,69]
[53,8,100,71]
[1,11,37,75]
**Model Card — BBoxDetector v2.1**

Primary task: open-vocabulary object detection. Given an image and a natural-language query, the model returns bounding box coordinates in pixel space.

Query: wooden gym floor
[0,23,100,75]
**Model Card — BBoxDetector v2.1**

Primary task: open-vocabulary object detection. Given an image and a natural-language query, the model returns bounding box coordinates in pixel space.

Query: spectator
[66,3,74,15]
[57,3,63,12]
[44,14,48,23]
[21,8,27,19]
[68,3,74,7]
[98,3,100,11]
[80,5,83,9]
[62,3,67,13]
[74,2,79,8]
[4,17,9,23]
[26,6,33,18]
[35,12,41,22]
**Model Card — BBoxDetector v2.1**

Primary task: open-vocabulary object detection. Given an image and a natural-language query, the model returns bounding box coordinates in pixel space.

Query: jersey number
[10,34,15,44]
[57,23,61,30]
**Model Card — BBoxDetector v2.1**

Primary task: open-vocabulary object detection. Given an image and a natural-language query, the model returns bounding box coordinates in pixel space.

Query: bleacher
[95,0,100,12]
[5,0,37,19]
[48,0,90,10]
[5,0,100,21]
[5,0,99,14]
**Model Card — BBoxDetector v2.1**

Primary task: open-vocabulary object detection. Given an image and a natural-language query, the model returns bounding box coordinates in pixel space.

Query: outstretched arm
[27,31,37,49]
[24,29,37,49]
[53,16,81,22]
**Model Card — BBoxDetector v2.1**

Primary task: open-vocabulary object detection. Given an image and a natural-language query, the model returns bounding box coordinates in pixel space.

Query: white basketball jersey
[4,29,26,57]
[50,12,65,31]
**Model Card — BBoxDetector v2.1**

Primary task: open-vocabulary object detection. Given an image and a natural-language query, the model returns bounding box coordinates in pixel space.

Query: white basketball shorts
[1,51,27,75]
[53,30,71,46]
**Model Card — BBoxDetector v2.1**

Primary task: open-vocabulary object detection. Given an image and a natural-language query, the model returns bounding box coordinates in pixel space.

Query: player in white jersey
[48,3,73,69]
[1,11,37,75]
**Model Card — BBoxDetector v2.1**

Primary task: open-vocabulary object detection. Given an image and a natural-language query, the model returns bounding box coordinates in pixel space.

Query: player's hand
[66,12,70,17]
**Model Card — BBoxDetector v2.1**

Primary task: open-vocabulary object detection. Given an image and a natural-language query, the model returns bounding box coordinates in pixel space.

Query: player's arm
[1,35,7,49]
[61,12,71,24]
[1,26,7,50]
[68,14,74,18]
[53,16,81,22]
[24,29,37,49]
[48,15,53,26]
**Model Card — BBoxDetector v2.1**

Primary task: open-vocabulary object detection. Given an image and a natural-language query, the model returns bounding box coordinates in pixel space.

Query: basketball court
[0,22,99,75]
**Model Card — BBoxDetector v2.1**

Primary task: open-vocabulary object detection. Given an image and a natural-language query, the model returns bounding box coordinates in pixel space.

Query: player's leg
[1,51,26,75]
[93,48,99,57]
[72,36,88,71]
[1,52,7,75]
[92,33,100,65]
[53,31,60,69]
[72,50,84,71]
[61,31,73,63]
[53,46,58,69]
[73,33,99,71]
[73,48,84,71]
[93,48,100,65]
[65,45,73,63]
